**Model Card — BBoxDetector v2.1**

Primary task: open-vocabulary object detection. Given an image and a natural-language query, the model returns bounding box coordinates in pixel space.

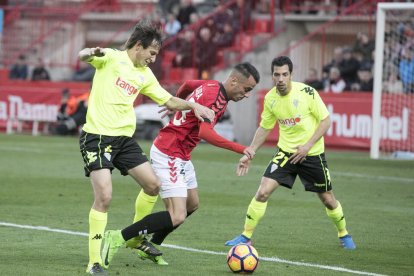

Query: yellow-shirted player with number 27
[225,56,356,251]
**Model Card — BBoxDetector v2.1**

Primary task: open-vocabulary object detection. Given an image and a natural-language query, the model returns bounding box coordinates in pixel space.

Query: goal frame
[370,2,414,159]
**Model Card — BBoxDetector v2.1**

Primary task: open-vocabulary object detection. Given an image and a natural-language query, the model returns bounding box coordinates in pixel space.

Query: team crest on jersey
[194,86,203,99]
[293,99,299,108]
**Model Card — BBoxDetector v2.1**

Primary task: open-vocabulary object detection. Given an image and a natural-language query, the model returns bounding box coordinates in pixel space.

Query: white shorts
[150,145,198,199]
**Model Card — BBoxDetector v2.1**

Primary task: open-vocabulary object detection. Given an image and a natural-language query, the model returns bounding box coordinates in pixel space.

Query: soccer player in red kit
[102,62,260,267]
[137,62,260,264]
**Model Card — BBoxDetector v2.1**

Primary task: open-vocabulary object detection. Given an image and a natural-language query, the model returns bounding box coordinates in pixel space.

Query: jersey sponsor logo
[115,77,139,96]
[278,116,301,127]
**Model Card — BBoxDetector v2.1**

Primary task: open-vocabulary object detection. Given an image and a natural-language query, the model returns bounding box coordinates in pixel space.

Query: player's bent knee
[255,192,270,202]
[142,180,161,196]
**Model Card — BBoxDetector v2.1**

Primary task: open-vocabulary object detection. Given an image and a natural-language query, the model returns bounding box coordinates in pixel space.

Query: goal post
[370,2,414,159]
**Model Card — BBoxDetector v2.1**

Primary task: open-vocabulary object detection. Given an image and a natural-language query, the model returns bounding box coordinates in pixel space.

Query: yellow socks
[87,208,107,268]
[126,189,158,248]
[133,189,158,222]
[326,201,348,237]
[242,197,268,239]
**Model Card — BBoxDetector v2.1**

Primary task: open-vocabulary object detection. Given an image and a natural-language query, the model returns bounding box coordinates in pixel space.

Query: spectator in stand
[172,29,195,68]
[322,46,343,81]
[189,12,200,25]
[383,72,403,94]
[338,47,360,90]
[351,66,373,92]
[304,68,324,90]
[164,13,181,38]
[177,0,197,28]
[31,58,51,81]
[399,47,414,94]
[214,21,235,49]
[233,0,252,32]
[204,17,218,41]
[55,89,90,135]
[56,92,89,135]
[9,54,28,80]
[195,27,217,79]
[159,0,180,16]
[353,32,375,62]
[324,66,346,93]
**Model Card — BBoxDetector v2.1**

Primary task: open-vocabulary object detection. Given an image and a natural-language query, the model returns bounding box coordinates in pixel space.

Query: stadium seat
[254,19,271,33]
[0,69,9,82]
[182,68,198,81]
[168,68,183,82]
[237,34,253,52]
[162,51,176,66]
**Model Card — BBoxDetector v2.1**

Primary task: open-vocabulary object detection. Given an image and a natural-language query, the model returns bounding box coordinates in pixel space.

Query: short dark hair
[234,62,260,84]
[271,56,293,74]
[124,20,163,50]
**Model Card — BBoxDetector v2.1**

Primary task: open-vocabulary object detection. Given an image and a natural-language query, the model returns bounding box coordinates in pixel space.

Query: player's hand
[237,155,251,176]
[289,144,310,164]
[158,106,175,118]
[193,103,215,122]
[90,47,106,57]
[243,147,255,160]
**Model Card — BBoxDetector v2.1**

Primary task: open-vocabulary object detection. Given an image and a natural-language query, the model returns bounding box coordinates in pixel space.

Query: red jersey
[154,80,233,160]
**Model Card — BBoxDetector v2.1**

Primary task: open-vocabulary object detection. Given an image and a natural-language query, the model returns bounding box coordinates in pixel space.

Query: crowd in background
[6,0,414,94]
[305,31,376,93]
[304,13,414,94]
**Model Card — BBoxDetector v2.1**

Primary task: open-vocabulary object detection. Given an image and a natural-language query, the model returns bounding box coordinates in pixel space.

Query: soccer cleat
[125,235,145,249]
[136,239,163,256]
[86,263,108,275]
[137,249,169,265]
[339,234,356,250]
[101,230,125,269]
[225,234,252,246]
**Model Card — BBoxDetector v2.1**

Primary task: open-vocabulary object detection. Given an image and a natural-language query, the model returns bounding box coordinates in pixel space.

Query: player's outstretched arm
[249,126,272,152]
[198,122,255,158]
[164,97,215,122]
[78,47,106,62]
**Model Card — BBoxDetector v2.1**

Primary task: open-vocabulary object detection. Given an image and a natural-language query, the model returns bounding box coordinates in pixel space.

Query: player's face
[272,65,292,96]
[133,40,160,67]
[230,75,257,102]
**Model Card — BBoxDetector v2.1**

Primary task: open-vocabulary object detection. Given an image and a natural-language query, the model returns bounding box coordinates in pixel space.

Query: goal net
[370,3,414,159]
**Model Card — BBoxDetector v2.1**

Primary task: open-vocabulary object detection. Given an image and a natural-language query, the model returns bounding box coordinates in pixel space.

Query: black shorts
[263,147,332,193]
[79,131,148,177]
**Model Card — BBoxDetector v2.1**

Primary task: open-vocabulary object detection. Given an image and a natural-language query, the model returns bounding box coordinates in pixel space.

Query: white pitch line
[0,221,387,276]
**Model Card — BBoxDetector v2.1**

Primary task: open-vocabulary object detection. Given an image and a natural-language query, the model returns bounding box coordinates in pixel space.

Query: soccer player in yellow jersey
[79,21,214,275]
[225,56,356,250]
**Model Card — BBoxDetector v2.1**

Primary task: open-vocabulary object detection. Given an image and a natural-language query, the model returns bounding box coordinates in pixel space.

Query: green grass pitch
[0,134,413,275]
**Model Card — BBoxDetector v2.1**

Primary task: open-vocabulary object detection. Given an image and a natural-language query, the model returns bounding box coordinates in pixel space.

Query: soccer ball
[227,243,259,273]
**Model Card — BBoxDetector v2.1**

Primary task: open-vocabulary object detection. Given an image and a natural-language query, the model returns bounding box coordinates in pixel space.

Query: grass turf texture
[0,134,413,275]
